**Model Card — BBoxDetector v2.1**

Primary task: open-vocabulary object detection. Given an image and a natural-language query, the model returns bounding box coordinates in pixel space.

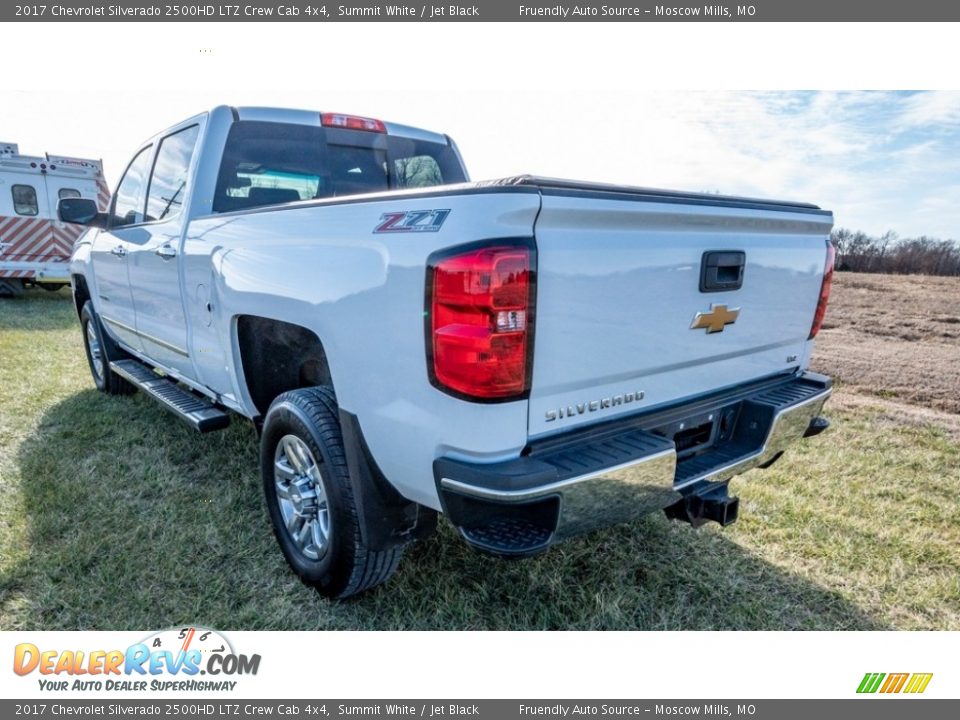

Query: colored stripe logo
[857,672,933,694]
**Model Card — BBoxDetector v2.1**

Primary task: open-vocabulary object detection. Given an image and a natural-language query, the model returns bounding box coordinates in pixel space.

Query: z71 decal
[374,209,450,233]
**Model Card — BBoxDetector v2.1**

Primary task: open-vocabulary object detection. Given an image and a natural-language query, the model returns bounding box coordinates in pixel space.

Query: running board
[110,359,230,433]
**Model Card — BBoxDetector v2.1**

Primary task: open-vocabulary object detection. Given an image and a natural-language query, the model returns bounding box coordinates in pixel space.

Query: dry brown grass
[812,272,960,414]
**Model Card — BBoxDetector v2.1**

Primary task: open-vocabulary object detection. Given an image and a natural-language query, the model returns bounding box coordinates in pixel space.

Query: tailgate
[527,183,833,438]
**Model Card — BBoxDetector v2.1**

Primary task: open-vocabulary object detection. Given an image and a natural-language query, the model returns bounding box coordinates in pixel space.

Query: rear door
[91,145,154,351]
[527,188,833,438]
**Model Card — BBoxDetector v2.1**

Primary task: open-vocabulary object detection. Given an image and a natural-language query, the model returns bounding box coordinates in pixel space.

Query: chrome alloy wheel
[274,434,331,560]
[86,320,104,381]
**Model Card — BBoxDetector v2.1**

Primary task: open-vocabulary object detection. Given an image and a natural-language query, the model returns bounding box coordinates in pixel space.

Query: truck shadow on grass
[7,390,886,631]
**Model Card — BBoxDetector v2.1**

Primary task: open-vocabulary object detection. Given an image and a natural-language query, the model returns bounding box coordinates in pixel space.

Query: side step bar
[110,359,230,433]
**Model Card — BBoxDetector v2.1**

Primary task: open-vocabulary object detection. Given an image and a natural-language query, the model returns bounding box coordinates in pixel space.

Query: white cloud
[897,91,960,128]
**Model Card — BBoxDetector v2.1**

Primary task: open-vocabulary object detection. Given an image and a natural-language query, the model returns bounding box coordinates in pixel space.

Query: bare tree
[831,228,960,276]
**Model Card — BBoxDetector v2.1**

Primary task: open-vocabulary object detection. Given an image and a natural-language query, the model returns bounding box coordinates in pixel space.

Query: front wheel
[260,386,404,599]
[80,301,135,395]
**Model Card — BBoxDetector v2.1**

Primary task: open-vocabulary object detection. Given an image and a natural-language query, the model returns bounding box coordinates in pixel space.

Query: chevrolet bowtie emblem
[690,304,740,333]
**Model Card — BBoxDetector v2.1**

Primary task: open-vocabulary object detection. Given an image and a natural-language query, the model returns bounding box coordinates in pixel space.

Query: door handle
[155,244,177,260]
[110,245,127,258]
[700,251,745,292]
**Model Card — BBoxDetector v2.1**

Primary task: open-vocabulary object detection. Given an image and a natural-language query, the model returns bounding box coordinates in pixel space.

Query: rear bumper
[435,371,831,555]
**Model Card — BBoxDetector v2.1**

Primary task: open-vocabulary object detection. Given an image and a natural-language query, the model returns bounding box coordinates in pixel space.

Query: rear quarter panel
[183,189,541,508]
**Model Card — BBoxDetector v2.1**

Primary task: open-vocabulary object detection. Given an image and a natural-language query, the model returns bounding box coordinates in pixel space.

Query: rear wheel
[261,386,404,599]
[80,301,135,395]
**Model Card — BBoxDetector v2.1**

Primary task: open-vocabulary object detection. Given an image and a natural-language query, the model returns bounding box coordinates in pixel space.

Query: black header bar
[5,1,960,22]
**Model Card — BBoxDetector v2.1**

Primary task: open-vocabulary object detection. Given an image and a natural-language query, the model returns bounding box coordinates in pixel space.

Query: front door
[90,144,154,352]
[126,123,201,375]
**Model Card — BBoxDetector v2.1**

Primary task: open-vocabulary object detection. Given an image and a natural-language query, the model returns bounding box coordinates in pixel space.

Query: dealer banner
[6,0,960,22]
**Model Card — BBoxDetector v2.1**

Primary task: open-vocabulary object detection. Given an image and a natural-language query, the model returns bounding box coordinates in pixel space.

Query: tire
[38,282,65,293]
[0,279,24,297]
[80,301,136,395]
[261,386,404,599]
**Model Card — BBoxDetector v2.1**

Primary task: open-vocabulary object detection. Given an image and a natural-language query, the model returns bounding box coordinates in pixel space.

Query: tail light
[320,113,386,133]
[809,241,836,339]
[428,244,534,400]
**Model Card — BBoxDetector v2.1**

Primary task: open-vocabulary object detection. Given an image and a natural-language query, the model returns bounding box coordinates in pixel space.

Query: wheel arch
[234,314,335,418]
[71,273,92,319]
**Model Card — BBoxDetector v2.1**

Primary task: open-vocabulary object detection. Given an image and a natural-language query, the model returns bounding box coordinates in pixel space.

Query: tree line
[831,228,960,276]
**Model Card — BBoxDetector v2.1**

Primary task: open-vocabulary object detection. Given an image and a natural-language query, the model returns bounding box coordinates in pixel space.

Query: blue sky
[5,87,959,240]
[4,23,959,240]
[653,90,960,239]
[504,90,960,240]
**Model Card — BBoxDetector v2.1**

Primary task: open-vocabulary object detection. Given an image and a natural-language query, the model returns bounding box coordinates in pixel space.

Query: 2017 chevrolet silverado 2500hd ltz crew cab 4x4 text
[63,106,835,598]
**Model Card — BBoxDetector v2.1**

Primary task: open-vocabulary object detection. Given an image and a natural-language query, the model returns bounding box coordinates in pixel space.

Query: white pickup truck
[64,106,835,598]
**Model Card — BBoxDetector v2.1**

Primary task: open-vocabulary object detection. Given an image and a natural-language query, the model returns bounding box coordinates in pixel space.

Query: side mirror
[58,197,106,228]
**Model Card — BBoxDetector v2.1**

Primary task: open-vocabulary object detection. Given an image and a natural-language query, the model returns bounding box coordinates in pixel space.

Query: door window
[112,146,153,228]
[58,188,81,200]
[145,125,200,222]
[12,184,39,216]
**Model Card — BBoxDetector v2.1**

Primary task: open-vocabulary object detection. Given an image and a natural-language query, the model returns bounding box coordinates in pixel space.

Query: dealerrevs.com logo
[13,627,260,693]
[857,672,933,694]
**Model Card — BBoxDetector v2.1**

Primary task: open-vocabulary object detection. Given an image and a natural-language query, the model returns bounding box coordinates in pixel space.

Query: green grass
[1,289,958,630]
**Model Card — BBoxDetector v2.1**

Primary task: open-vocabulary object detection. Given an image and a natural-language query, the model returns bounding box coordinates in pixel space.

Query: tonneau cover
[472,175,826,214]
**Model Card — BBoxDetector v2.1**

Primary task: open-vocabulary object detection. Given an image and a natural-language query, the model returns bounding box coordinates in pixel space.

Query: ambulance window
[112,146,153,228]
[12,185,38,216]
[59,188,81,200]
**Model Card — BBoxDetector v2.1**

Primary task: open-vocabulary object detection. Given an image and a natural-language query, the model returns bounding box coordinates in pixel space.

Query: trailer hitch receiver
[664,485,740,528]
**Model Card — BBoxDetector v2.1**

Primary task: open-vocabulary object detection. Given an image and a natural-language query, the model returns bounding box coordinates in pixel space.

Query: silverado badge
[690,304,740,334]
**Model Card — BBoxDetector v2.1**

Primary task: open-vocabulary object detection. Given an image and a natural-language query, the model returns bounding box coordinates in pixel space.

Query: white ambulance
[0,141,109,296]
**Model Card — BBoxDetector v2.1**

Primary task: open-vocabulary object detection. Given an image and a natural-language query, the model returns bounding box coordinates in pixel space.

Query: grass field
[812,272,960,414]
[1,275,958,630]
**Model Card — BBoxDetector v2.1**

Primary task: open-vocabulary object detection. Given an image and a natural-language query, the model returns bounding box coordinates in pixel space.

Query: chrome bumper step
[437,372,832,553]
[110,359,230,433]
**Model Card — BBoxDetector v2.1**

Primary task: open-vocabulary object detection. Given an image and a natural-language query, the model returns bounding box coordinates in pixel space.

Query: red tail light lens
[320,113,386,133]
[809,241,836,339]
[429,245,533,400]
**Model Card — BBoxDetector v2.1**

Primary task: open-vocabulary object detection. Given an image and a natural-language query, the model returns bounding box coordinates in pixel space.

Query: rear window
[212,121,465,214]
[394,155,444,188]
